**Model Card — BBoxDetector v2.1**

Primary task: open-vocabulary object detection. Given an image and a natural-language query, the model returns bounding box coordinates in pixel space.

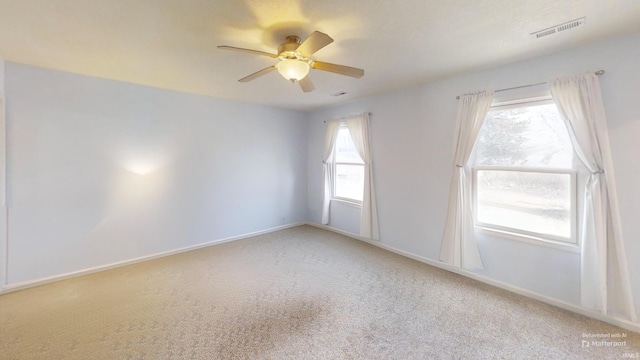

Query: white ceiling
[0,0,639,112]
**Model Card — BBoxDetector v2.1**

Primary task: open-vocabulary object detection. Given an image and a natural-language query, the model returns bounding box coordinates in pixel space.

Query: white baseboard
[0,222,305,294]
[305,222,640,334]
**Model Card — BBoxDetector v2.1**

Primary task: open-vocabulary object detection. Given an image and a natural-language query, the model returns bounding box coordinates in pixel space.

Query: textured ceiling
[0,0,639,111]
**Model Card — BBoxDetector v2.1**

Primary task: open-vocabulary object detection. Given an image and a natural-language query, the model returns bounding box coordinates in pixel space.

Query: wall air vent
[531,17,586,39]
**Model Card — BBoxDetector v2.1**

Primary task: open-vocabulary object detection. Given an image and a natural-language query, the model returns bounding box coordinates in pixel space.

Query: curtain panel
[321,119,341,225]
[550,72,637,322]
[440,90,494,270]
[346,113,380,240]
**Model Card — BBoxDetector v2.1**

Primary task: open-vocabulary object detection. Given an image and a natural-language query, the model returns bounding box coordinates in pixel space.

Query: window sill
[475,226,580,253]
[331,198,362,208]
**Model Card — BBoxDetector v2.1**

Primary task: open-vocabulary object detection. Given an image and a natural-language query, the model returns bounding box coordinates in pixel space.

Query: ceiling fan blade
[296,31,334,57]
[238,66,277,82]
[218,45,277,58]
[311,61,364,78]
[299,76,315,92]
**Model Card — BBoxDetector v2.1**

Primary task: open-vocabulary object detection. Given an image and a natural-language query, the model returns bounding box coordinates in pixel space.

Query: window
[333,126,364,202]
[471,98,579,245]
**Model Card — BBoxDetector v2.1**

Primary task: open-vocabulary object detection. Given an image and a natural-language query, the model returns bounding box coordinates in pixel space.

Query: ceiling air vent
[531,17,586,39]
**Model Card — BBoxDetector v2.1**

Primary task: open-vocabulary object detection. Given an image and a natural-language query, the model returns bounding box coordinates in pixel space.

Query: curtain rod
[324,112,372,123]
[455,70,605,100]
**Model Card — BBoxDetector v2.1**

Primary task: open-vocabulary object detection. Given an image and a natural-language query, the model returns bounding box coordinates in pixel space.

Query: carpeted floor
[1,225,639,359]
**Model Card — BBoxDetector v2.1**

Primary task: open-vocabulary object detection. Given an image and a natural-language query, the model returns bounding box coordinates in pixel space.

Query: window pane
[335,128,364,164]
[335,164,364,201]
[475,103,574,168]
[476,170,572,240]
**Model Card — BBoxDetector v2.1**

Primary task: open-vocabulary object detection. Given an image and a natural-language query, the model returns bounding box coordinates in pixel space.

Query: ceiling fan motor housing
[277,36,305,61]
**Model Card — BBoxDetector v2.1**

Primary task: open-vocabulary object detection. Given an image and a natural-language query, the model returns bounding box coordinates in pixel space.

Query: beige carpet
[1,225,639,359]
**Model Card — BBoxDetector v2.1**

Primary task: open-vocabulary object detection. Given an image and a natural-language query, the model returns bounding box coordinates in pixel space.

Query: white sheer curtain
[321,119,341,225]
[346,113,380,240]
[550,72,637,321]
[440,90,494,269]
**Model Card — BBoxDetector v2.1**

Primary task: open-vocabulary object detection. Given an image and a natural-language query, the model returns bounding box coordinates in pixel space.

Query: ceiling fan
[218,31,364,92]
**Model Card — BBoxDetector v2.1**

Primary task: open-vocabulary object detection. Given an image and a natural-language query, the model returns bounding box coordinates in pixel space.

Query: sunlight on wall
[91,154,171,234]
[122,159,165,176]
[118,149,169,176]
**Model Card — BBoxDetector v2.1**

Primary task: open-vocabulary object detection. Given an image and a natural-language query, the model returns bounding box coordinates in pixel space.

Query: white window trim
[473,166,578,248]
[490,86,553,110]
[475,226,580,253]
[471,92,583,252]
[332,124,364,204]
[332,162,365,204]
[330,196,363,208]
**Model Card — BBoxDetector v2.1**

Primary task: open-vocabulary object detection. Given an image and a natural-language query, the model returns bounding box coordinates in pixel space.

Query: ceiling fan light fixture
[219,31,364,92]
[277,59,310,82]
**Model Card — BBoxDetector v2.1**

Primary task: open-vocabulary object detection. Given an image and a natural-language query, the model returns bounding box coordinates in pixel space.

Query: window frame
[472,166,578,247]
[332,125,364,204]
[471,94,581,251]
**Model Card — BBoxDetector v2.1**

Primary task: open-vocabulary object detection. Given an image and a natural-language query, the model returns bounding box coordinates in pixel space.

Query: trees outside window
[472,101,579,244]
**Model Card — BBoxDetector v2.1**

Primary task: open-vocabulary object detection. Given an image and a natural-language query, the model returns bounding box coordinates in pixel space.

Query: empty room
[1,1,640,359]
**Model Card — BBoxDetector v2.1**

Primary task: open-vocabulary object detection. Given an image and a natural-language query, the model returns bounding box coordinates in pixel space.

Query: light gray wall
[0,60,5,287]
[307,32,640,313]
[5,62,308,285]
[328,201,360,235]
